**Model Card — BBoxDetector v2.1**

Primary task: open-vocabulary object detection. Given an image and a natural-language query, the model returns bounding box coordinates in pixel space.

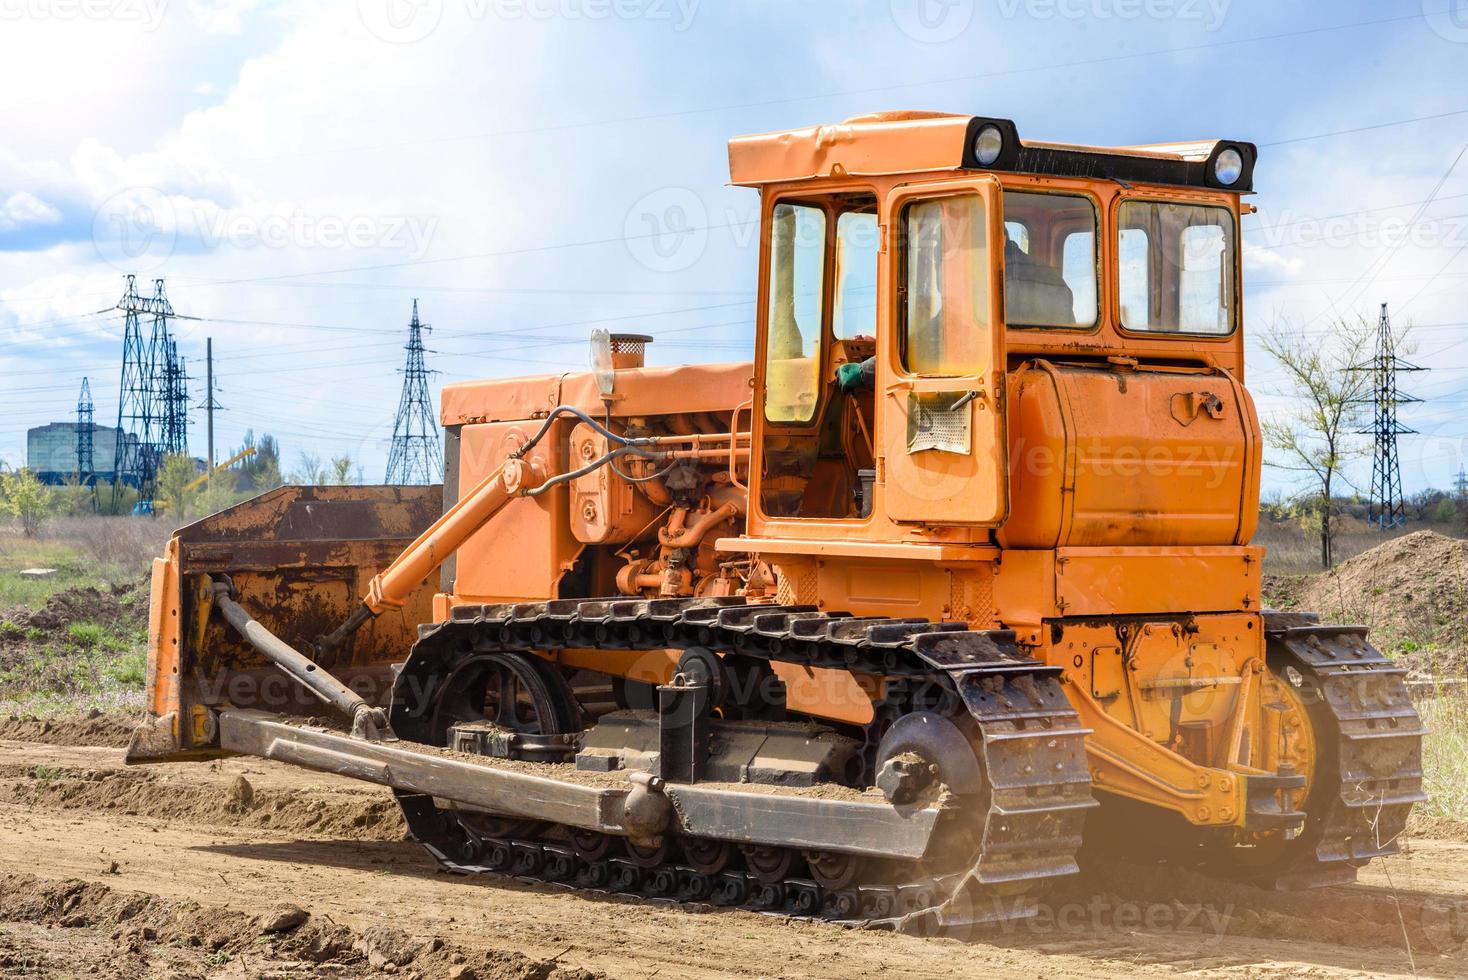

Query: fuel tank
[999,359,1260,550]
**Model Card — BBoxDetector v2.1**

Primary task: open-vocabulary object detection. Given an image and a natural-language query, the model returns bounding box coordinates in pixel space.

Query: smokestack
[610,333,653,370]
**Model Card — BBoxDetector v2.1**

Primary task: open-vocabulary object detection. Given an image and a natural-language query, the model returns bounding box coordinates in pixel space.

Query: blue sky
[1,0,1467,499]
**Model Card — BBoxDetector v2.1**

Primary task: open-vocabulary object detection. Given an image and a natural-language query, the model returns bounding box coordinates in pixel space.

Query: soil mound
[14,581,145,635]
[1299,530,1468,675]
[0,711,135,747]
[0,872,602,979]
[0,760,408,841]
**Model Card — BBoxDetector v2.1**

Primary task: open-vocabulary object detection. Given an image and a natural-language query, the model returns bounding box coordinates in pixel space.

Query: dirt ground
[1,724,1465,979]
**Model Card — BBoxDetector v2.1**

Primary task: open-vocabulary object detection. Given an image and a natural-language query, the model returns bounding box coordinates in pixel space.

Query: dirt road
[1,731,1465,979]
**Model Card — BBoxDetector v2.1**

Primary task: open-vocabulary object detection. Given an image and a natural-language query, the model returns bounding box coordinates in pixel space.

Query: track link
[390,596,1096,930]
[1261,615,1428,888]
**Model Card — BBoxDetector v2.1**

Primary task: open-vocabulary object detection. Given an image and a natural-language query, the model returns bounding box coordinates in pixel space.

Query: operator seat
[1004,240,1076,326]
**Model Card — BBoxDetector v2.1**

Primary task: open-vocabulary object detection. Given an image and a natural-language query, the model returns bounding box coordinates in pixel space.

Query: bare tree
[1259,317,1373,569]
[289,452,328,487]
[330,454,358,485]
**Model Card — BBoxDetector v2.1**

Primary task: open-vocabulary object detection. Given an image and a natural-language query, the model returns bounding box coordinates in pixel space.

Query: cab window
[899,194,991,376]
[759,195,877,523]
[763,202,827,423]
[833,210,878,339]
[1001,191,1098,329]
[1118,201,1236,335]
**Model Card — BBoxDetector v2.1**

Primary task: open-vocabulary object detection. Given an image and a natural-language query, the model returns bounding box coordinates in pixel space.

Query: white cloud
[0,191,62,231]
[185,0,266,34]
[1241,240,1303,275]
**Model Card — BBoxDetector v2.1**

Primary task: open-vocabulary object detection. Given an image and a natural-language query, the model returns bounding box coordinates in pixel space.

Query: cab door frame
[878,175,1010,527]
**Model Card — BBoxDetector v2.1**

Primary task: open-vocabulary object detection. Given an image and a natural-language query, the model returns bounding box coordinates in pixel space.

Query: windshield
[1118,200,1236,335]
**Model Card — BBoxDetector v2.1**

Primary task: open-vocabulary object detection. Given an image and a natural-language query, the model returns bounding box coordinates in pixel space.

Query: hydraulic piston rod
[317,454,544,656]
[209,579,392,741]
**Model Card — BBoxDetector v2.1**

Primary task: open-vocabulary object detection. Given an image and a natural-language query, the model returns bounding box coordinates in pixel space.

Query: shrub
[0,468,57,537]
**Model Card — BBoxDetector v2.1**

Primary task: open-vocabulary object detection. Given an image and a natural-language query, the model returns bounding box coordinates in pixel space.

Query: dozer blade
[127,484,441,764]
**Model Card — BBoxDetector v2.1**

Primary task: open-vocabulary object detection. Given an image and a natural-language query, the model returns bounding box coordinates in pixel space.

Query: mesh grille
[610,333,652,354]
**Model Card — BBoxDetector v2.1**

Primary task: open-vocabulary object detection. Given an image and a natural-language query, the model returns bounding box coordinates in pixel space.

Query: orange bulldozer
[126,111,1423,931]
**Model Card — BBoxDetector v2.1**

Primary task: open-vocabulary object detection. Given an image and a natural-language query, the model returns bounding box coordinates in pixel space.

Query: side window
[763,202,827,423]
[833,211,878,339]
[900,194,990,376]
[1118,201,1236,335]
[1000,191,1098,329]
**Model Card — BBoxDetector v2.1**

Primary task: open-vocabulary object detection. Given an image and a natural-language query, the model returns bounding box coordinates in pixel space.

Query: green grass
[1419,690,1468,822]
[67,622,103,648]
[2,615,147,718]
[105,650,148,687]
[0,524,150,613]
[0,520,154,717]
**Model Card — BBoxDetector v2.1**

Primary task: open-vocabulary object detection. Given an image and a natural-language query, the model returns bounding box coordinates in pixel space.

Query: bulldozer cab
[735,112,1252,546]
[754,178,1008,528]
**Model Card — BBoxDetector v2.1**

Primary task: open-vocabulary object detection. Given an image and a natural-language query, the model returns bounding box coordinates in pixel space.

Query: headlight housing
[973,124,1004,166]
[1213,147,1244,186]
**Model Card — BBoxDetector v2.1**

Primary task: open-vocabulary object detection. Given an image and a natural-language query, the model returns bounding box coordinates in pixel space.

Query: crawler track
[1258,617,1428,888]
[388,596,1096,931]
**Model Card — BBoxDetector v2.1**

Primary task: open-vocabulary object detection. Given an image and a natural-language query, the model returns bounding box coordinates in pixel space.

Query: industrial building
[26,422,135,485]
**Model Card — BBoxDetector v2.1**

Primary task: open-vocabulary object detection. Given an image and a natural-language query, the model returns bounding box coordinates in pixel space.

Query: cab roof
[727,111,1256,193]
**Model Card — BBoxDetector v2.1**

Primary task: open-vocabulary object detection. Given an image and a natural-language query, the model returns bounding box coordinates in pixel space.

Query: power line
[1258,108,1468,148]
[246,8,1451,162]
[1306,139,1468,326]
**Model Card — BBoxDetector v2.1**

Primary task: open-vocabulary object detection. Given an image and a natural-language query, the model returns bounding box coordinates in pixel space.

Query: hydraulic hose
[316,406,741,655]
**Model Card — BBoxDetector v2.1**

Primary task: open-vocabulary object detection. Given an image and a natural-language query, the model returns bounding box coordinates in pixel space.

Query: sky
[2,0,1467,500]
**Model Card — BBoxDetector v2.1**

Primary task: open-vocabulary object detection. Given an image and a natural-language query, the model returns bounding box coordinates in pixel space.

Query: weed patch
[1419,690,1468,822]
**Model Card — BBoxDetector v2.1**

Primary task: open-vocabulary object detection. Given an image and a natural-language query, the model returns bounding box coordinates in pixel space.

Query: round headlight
[973,124,1004,167]
[1214,147,1243,186]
